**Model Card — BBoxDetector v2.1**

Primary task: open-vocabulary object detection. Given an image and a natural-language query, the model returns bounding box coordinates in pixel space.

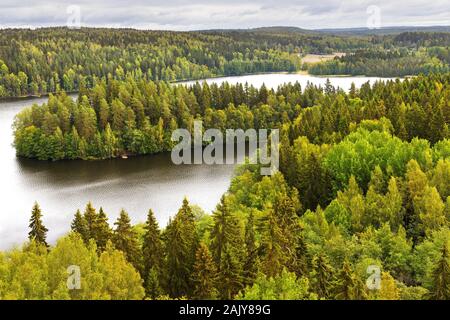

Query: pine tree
[192,243,218,300]
[142,209,163,296]
[429,244,450,300]
[71,209,89,243]
[28,202,49,247]
[113,209,142,273]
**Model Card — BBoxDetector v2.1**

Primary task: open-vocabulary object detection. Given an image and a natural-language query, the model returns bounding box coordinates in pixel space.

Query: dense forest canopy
[1,27,449,98]
[2,27,450,301]
[3,120,450,299]
[5,72,450,300]
[12,73,450,160]
[308,32,450,76]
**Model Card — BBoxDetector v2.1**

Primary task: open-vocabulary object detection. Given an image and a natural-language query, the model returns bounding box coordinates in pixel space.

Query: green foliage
[429,244,450,300]
[113,210,142,274]
[28,202,48,247]
[164,198,198,298]
[238,269,316,300]
[192,243,218,300]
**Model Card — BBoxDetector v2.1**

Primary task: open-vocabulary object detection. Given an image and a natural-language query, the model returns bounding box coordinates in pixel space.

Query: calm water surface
[0,73,395,249]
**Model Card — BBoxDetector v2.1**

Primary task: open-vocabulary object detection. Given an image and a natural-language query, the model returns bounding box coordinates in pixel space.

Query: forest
[308,32,450,76]
[3,72,450,300]
[13,73,450,160]
[1,27,450,98]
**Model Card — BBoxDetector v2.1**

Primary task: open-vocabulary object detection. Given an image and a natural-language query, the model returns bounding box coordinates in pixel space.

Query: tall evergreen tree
[311,254,335,299]
[92,207,112,252]
[164,198,198,298]
[210,196,243,268]
[334,260,367,300]
[83,201,98,239]
[113,209,142,273]
[28,202,48,247]
[192,243,218,300]
[142,209,163,296]
[218,244,244,300]
[145,267,163,300]
[242,211,259,287]
[71,209,89,243]
[429,244,450,300]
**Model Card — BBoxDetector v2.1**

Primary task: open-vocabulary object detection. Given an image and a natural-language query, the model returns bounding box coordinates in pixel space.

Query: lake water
[0,73,395,249]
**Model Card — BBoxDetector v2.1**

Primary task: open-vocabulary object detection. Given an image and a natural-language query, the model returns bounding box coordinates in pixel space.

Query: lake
[0,73,395,249]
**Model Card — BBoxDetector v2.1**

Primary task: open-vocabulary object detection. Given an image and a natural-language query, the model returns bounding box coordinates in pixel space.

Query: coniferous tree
[311,254,335,299]
[192,243,218,300]
[164,198,198,298]
[92,207,112,252]
[242,211,259,287]
[83,202,98,240]
[113,209,142,273]
[334,260,367,300]
[210,196,243,268]
[146,267,163,300]
[259,207,286,277]
[429,244,450,300]
[218,244,244,300]
[71,209,89,243]
[28,202,48,247]
[142,209,163,296]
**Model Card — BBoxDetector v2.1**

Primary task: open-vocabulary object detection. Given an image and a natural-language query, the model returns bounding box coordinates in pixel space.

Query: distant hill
[199,25,450,36]
[315,26,450,35]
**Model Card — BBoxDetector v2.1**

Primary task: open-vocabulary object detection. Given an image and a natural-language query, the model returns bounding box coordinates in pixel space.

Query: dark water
[0,74,394,249]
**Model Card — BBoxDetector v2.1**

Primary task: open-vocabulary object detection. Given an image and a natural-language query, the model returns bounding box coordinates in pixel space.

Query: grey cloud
[0,0,448,30]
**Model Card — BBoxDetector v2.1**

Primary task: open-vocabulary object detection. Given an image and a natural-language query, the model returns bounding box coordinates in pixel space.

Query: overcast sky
[0,0,449,30]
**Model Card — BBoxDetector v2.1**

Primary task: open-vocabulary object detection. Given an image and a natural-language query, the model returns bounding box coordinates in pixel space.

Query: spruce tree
[142,209,163,296]
[259,207,285,277]
[430,244,450,300]
[83,201,98,239]
[243,211,259,287]
[273,193,305,275]
[165,198,198,298]
[192,243,218,300]
[28,202,48,247]
[311,254,335,299]
[113,209,142,273]
[210,196,243,268]
[71,209,89,243]
[334,259,367,300]
[218,244,244,300]
[92,207,112,252]
[146,267,163,300]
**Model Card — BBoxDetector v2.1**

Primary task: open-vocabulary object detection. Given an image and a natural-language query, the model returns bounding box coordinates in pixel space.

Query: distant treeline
[13,73,450,161]
[2,27,449,97]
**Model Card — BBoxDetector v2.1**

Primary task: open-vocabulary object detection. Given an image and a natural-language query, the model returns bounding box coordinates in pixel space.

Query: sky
[0,0,449,31]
